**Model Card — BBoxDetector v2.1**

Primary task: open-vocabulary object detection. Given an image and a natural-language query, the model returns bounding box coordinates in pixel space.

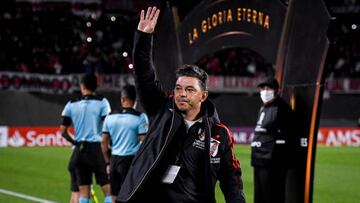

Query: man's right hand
[137,6,160,33]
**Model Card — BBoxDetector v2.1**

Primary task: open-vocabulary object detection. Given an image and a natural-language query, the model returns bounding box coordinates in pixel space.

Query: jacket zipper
[126,104,176,201]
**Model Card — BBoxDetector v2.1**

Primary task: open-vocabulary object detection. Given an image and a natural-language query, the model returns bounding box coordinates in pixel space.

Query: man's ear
[201,91,208,102]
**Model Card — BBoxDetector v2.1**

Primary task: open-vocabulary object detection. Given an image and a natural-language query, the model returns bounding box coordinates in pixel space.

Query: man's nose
[179,89,187,96]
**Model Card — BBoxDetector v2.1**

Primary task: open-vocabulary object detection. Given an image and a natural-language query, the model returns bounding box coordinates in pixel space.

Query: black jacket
[117,31,246,203]
[251,96,294,167]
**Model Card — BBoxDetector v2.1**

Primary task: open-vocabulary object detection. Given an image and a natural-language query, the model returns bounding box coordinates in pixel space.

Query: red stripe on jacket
[216,123,241,169]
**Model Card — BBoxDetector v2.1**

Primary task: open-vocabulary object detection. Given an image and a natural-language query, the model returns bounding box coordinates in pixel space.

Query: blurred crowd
[0,2,136,74]
[197,48,275,77]
[325,22,360,78]
[0,1,359,78]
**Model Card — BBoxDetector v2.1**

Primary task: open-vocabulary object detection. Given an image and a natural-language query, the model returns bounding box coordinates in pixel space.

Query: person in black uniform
[251,77,294,203]
[117,7,246,203]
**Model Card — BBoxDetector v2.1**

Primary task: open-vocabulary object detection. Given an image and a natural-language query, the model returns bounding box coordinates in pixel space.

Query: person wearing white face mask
[260,87,276,104]
[251,77,295,203]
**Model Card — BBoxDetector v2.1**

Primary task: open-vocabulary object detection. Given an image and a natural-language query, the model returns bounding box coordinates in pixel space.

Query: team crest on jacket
[193,128,205,150]
[198,128,205,141]
[210,138,220,157]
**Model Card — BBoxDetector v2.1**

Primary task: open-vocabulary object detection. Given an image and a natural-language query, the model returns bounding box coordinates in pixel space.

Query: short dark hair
[81,74,97,91]
[121,85,137,101]
[175,64,208,90]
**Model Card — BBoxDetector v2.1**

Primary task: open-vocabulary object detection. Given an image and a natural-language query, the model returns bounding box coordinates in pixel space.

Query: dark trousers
[110,155,134,196]
[254,166,287,203]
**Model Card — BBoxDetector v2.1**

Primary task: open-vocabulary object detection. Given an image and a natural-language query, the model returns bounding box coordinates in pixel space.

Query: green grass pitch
[0,146,359,202]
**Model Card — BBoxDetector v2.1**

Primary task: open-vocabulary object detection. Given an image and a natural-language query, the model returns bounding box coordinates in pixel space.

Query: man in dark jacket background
[251,77,294,203]
[117,6,246,203]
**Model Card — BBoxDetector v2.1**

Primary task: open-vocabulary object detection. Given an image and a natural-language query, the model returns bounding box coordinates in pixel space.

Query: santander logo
[5,127,73,147]
[8,130,26,147]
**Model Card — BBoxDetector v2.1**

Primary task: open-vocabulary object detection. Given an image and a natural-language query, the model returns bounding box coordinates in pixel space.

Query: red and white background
[0,126,359,147]
[0,126,73,147]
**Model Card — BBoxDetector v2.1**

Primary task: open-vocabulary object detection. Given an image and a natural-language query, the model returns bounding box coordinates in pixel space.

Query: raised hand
[137,6,160,33]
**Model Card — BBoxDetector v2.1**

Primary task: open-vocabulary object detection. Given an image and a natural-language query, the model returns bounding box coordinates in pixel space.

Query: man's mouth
[177,99,189,105]
[178,99,189,103]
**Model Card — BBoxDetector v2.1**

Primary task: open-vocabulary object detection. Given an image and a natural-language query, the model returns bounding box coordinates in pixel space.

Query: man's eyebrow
[175,84,196,88]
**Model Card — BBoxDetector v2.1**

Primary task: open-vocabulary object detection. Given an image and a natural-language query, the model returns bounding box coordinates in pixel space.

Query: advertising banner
[230,127,360,147]
[0,126,73,147]
[317,128,360,147]
[1,126,358,147]
[0,126,8,147]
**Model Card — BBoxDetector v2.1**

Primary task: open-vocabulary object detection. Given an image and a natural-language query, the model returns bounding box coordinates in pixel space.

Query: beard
[176,103,190,112]
[175,99,192,113]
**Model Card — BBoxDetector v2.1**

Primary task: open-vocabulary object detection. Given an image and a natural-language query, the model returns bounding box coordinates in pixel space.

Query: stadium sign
[0,126,73,147]
[230,127,360,147]
[317,128,360,147]
[178,0,286,65]
[1,126,359,147]
[187,7,270,45]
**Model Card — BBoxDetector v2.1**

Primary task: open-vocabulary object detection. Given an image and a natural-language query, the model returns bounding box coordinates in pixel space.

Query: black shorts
[73,142,109,186]
[110,155,134,196]
[68,150,79,192]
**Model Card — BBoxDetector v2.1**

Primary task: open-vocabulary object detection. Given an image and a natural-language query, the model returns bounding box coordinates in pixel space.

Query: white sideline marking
[0,188,56,203]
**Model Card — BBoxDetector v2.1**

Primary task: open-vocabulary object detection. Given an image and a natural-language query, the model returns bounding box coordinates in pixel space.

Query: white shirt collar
[184,118,203,130]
